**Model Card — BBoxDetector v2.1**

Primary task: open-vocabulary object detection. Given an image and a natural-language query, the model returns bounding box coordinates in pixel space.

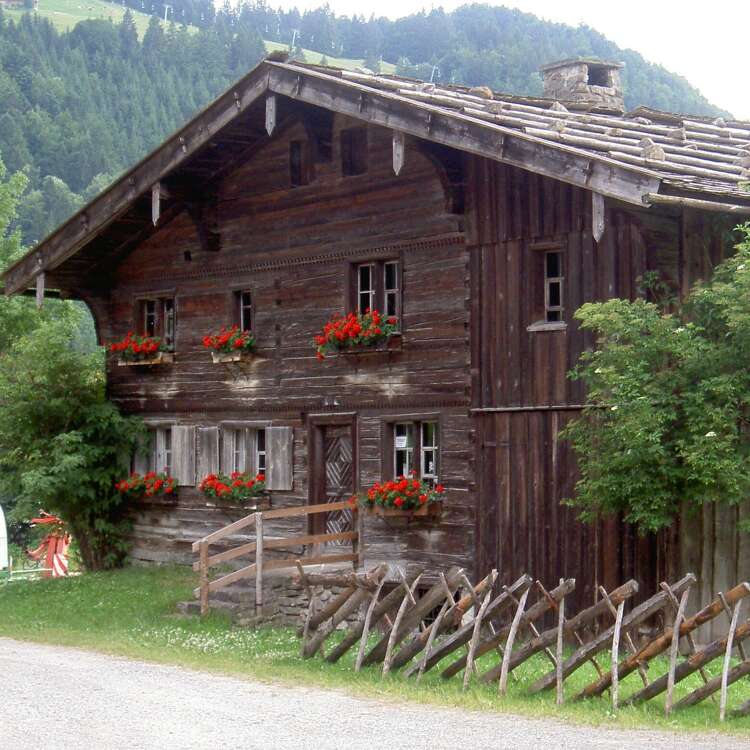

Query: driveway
[0,638,746,749]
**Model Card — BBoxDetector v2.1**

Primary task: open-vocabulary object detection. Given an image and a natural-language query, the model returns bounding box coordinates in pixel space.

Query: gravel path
[1,637,747,749]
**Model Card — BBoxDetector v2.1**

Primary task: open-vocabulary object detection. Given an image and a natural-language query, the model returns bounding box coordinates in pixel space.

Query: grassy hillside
[3,0,394,71]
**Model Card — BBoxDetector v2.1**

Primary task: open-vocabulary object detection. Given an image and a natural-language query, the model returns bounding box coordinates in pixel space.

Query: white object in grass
[0,503,7,571]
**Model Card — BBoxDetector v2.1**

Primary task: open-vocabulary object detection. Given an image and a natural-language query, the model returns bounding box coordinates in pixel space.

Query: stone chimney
[539,59,625,113]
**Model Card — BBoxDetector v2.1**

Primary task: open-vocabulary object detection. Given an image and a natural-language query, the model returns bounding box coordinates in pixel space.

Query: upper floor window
[290,140,313,187]
[544,250,564,322]
[138,425,172,475]
[234,290,253,331]
[341,127,368,176]
[352,259,401,321]
[137,296,176,349]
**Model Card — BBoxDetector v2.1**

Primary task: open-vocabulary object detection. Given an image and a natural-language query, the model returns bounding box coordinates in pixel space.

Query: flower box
[109,333,172,366]
[314,310,400,360]
[204,326,255,362]
[117,352,174,367]
[115,472,177,499]
[338,332,403,356]
[368,500,443,519]
[199,471,266,505]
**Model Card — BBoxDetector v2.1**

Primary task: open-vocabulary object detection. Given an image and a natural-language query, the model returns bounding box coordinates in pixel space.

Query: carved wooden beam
[592,191,605,243]
[266,94,277,136]
[393,130,405,175]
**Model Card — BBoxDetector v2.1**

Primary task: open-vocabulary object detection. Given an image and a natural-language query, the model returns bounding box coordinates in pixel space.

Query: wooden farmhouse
[4,56,750,613]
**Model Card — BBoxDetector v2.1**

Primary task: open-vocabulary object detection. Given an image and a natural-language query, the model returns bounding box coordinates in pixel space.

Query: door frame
[307,412,358,535]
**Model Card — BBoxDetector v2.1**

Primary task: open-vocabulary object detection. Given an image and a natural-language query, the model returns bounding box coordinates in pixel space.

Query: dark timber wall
[94,116,474,574]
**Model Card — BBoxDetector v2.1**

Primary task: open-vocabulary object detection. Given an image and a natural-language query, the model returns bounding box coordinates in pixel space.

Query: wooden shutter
[172,426,196,486]
[197,426,219,479]
[266,426,293,491]
[133,432,151,475]
[220,427,235,475]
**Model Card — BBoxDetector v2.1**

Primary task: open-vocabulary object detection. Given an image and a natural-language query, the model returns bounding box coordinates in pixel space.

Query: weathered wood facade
[5,57,750,615]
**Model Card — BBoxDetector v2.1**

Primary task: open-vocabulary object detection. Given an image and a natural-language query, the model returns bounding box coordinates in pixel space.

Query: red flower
[435,484,445,493]
[394,497,404,507]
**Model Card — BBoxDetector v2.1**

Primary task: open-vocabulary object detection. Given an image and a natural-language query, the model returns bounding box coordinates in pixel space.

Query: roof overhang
[3,59,667,296]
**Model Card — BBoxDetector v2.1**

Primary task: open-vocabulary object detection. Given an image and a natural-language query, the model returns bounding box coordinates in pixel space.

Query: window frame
[340,127,368,176]
[346,257,403,325]
[527,240,567,332]
[289,139,313,187]
[381,414,440,485]
[134,293,177,350]
[219,422,268,476]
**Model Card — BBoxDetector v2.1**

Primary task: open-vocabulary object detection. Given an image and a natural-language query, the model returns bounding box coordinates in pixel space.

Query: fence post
[255,513,264,616]
[199,541,209,617]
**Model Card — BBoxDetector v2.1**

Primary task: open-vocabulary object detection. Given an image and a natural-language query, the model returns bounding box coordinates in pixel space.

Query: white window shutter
[220,428,235,475]
[133,433,151,475]
[172,426,196,486]
[266,426,293,491]
[197,426,219,479]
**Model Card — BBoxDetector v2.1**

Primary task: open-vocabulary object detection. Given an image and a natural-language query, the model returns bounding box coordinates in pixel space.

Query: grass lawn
[0,565,748,736]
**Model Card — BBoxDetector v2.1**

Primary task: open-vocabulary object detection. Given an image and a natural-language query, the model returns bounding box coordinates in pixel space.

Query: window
[350,259,401,321]
[137,296,176,349]
[387,420,439,485]
[290,140,313,187]
[544,250,564,322]
[235,290,253,331]
[221,426,267,476]
[341,127,368,176]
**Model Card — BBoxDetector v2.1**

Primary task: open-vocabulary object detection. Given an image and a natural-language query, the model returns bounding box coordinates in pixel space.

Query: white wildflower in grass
[610,405,618,411]
[705,431,717,438]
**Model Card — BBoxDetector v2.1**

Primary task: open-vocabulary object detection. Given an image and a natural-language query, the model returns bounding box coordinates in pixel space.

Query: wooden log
[364,567,463,668]
[729,695,750,719]
[460,578,575,683]
[659,581,712,691]
[530,574,696,694]
[389,571,495,671]
[599,585,648,687]
[199,541,209,617]
[35,272,44,310]
[404,574,533,678]
[417,599,451,683]
[665,589,689,716]
[575,581,750,701]
[255,513,263,615]
[720,601,742,721]
[720,591,748,662]
[304,566,388,659]
[325,572,421,664]
[296,561,314,654]
[556,579,565,706]
[464,571,499,689]
[353,577,387,671]
[611,600,625,711]
[624,618,750,707]
[305,587,356,634]
[293,569,383,589]
[475,579,637,684]
[383,575,423,676]
[499,587,530,694]
[676,659,750,711]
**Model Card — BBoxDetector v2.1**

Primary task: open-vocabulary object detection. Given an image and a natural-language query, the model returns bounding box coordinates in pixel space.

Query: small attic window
[341,127,368,176]
[290,140,312,187]
[586,65,610,87]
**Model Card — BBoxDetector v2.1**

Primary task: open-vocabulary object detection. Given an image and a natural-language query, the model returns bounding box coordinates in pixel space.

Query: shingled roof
[4,57,750,296]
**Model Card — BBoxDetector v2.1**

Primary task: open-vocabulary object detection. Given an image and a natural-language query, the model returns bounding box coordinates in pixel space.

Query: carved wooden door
[322,424,354,545]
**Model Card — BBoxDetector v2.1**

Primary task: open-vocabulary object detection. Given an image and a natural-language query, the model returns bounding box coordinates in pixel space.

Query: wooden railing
[191,501,362,616]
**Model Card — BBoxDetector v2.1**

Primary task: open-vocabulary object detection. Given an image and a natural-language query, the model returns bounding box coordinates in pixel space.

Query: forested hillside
[0,2,725,247]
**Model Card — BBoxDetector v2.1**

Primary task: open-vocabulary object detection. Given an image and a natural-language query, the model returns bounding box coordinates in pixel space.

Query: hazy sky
[266,0,750,120]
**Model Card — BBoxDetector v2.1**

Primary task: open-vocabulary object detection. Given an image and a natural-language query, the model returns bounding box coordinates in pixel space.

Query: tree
[0,314,144,569]
[562,225,750,533]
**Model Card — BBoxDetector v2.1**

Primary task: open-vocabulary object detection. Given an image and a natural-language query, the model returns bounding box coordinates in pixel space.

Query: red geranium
[199,471,266,504]
[313,309,399,359]
[203,325,255,355]
[109,332,167,362]
[115,471,176,498]
[351,473,445,511]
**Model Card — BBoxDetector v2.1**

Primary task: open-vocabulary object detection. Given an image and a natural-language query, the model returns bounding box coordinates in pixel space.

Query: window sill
[526,321,567,333]
[117,352,175,367]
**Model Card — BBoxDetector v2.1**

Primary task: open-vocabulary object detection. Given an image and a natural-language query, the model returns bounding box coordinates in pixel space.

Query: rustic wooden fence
[191,501,362,616]
[294,565,750,720]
